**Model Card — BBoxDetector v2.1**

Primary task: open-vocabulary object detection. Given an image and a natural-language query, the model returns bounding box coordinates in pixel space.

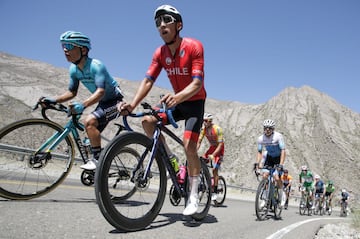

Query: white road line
[266,217,346,239]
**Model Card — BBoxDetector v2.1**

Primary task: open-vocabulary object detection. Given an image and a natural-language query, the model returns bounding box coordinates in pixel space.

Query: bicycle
[313,192,324,215]
[283,185,291,210]
[254,165,283,220]
[95,101,212,232]
[299,186,313,216]
[0,99,127,200]
[339,199,348,217]
[169,156,226,207]
[324,195,332,215]
[201,156,227,206]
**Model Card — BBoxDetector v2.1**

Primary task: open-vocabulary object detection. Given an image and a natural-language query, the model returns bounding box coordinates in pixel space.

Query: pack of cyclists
[40,3,351,220]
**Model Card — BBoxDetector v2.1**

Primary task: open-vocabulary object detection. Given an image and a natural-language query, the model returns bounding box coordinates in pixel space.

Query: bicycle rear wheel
[188,159,211,221]
[255,179,269,220]
[213,175,226,206]
[0,119,74,200]
[95,131,167,232]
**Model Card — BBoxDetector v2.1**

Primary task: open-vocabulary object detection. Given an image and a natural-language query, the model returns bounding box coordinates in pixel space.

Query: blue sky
[1,0,359,113]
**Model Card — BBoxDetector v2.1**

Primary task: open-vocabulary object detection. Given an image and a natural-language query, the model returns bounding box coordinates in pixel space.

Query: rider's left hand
[69,102,85,114]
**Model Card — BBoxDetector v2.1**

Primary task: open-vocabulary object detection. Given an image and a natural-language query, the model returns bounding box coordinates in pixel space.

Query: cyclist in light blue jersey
[254,119,286,207]
[41,31,123,170]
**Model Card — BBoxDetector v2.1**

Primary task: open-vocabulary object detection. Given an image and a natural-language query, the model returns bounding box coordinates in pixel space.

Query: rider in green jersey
[299,165,314,208]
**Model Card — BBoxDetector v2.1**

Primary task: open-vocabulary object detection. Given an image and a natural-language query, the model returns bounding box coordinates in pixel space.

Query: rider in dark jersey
[119,5,206,216]
[41,31,123,170]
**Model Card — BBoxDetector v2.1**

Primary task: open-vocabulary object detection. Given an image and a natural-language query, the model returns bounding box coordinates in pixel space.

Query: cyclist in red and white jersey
[197,113,225,201]
[118,5,206,216]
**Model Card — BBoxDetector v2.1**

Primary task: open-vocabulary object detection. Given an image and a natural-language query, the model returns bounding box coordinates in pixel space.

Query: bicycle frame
[263,168,278,206]
[127,110,187,199]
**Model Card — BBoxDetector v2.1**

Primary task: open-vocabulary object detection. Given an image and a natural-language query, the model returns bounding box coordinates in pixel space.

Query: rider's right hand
[117,101,133,115]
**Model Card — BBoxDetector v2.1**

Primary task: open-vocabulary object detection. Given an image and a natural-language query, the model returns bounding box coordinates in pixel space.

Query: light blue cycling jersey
[257,131,285,158]
[68,57,122,102]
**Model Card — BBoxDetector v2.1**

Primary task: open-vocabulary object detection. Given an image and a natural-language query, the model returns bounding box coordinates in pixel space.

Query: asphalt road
[0,176,348,239]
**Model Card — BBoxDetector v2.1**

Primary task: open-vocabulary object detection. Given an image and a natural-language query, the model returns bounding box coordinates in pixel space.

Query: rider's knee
[84,115,98,129]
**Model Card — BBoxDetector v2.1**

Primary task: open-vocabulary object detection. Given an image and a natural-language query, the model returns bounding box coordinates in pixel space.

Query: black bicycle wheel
[255,179,269,220]
[0,118,74,200]
[273,186,282,219]
[95,131,167,232]
[189,159,211,221]
[313,198,319,215]
[307,198,312,216]
[319,200,324,216]
[213,176,226,206]
[299,198,306,215]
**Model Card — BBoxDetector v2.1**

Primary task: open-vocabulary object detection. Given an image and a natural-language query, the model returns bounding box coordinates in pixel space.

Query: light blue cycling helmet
[60,31,91,49]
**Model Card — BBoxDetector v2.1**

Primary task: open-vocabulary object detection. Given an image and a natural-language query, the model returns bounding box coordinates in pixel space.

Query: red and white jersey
[145,37,206,101]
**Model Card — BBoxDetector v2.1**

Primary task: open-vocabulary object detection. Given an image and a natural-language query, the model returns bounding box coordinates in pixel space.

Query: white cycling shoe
[183,195,199,216]
[211,193,218,201]
[80,159,97,170]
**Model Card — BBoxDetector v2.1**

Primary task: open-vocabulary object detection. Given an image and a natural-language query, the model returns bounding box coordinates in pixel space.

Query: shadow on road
[108,213,218,233]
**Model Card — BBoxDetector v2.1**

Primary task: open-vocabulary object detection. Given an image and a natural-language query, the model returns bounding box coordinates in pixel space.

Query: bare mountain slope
[1,52,359,199]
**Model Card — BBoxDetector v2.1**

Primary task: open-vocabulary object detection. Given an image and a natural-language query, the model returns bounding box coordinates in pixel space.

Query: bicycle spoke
[0,119,73,200]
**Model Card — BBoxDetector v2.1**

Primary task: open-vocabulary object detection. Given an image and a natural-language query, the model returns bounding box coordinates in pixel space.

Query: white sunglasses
[155,14,177,27]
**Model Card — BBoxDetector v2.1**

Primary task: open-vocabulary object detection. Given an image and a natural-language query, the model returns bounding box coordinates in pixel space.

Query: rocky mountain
[1,52,359,200]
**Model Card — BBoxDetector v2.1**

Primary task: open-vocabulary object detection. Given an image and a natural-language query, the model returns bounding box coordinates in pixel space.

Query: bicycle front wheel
[213,175,226,206]
[95,131,167,232]
[299,196,306,215]
[0,119,74,200]
[255,179,269,220]
[273,186,282,219]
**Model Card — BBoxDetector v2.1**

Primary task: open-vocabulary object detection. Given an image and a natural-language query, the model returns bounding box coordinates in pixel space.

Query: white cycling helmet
[301,165,308,171]
[315,174,320,179]
[203,113,213,121]
[154,5,182,22]
[342,188,346,193]
[263,119,275,128]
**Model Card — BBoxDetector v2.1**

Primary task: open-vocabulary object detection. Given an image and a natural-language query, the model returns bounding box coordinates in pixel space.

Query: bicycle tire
[255,179,269,220]
[0,118,74,200]
[273,186,282,219]
[213,175,226,206]
[95,131,167,232]
[313,198,319,215]
[307,197,312,216]
[189,159,211,221]
[299,198,306,215]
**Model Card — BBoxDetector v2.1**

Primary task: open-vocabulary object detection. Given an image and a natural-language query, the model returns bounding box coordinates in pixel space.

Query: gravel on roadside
[314,223,360,239]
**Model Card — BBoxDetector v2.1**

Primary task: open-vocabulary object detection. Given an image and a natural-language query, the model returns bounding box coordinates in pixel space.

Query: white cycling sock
[189,175,200,199]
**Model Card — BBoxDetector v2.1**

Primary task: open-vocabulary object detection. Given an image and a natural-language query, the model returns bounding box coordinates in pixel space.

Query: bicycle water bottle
[83,137,91,157]
[169,154,179,173]
[177,165,186,184]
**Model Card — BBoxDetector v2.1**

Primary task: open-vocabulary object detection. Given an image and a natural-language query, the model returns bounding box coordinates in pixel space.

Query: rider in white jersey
[255,119,286,207]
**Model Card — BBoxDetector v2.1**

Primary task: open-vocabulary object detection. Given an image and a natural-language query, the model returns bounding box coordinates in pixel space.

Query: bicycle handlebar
[33,98,85,131]
[122,101,178,131]
[253,164,282,182]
